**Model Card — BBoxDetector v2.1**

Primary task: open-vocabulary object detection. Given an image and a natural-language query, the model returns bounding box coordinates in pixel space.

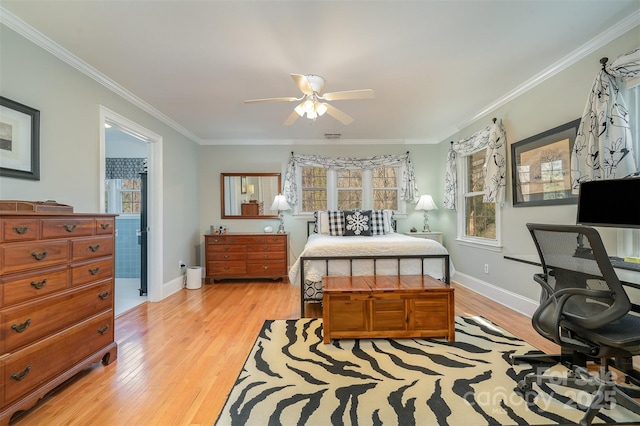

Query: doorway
[99,106,164,315]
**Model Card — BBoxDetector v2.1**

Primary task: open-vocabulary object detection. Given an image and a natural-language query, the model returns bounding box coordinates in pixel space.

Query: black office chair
[515,223,640,425]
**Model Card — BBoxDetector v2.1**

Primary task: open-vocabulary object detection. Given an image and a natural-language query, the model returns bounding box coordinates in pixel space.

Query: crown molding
[199,138,407,146]
[456,10,640,132]
[0,6,202,144]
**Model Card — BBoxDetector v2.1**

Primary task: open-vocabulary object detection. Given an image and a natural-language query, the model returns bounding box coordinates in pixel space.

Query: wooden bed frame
[299,221,451,315]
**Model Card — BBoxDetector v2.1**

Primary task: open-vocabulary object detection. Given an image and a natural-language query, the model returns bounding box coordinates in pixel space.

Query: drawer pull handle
[263,254,269,258]
[64,224,77,232]
[11,365,31,381]
[31,250,48,261]
[98,324,110,335]
[263,265,269,270]
[31,278,47,289]
[224,266,230,270]
[223,255,229,259]
[213,238,220,243]
[11,319,31,333]
[89,267,100,275]
[229,238,235,243]
[89,244,101,252]
[13,226,29,234]
[98,291,110,300]
[100,223,110,230]
[224,247,229,251]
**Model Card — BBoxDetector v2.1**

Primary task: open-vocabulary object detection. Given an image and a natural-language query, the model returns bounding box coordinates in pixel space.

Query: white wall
[198,143,442,267]
[0,25,201,292]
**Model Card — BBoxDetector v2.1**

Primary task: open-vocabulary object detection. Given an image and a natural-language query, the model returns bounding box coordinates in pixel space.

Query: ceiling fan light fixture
[316,102,328,116]
[303,99,315,113]
[306,110,318,120]
[294,103,305,117]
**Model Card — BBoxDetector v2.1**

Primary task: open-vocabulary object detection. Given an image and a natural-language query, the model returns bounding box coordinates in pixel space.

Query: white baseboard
[163,275,185,299]
[452,272,539,318]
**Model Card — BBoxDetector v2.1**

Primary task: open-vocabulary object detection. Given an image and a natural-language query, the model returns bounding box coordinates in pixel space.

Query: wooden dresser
[241,201,263,216]
[205,233,287,282]
[0,211,118,424]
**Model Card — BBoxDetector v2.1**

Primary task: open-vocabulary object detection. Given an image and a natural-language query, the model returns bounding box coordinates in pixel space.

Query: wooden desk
[322,275,454,343]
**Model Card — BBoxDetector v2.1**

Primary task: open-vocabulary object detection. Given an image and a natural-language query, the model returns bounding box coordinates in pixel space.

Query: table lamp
[415,194,438,232]
[270,194,291,233]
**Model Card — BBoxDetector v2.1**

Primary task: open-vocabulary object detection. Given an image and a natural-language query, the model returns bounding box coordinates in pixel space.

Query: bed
[289,217,454,315]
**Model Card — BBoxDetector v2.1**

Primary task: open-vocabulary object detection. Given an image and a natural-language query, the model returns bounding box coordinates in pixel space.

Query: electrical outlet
[484,264,489,274]
[179,260,186,269]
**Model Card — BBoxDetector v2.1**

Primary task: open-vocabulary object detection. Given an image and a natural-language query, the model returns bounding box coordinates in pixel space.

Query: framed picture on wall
[240,175,247,194]
[511,118,581,207]
[0,96,40,180]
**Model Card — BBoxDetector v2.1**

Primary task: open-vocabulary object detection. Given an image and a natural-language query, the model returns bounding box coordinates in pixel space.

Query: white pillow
[319,211,330,235]
[383,209,395,234]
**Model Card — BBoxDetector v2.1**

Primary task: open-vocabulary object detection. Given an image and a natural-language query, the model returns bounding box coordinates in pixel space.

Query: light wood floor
[9,280,558,425]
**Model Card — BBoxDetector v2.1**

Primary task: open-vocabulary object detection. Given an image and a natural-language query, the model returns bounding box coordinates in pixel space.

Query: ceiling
[2,1,639,145]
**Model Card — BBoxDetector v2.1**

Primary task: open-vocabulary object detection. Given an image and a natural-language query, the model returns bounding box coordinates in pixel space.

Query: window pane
[337,169,362,209]
[301,167,327,211]
[337,169,362,188]
[465,194,496,239]
[373,166,398,210]
[467,150,486,193]
[372,166,397,187]
[373,189,397,210]
[338,190,361,210]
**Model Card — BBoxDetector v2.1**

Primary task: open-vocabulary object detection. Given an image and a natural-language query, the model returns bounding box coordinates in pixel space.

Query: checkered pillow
[313,211,319,234]
[327,210,345,236]
[371,210,385,235]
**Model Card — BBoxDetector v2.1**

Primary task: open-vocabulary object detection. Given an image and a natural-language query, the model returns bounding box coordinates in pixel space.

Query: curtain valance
[105,158,146,180]
[443,119,507,210]
[283,153,419,206]
[571,48,639,191]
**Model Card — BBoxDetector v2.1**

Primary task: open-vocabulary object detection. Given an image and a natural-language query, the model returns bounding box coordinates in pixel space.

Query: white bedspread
[289,233,454,286]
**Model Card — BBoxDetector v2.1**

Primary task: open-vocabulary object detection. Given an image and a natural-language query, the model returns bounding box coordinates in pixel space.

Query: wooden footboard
[299,254,450,317]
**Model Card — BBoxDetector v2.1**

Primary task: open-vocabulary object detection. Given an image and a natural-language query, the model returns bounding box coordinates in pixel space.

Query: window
[301,167,327,212]
[298,165,402,213]
[337,169,362,210]
[458,148,501,248]
[105,178,142,214]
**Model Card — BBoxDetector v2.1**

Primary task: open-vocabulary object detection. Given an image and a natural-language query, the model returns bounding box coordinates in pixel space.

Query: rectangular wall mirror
[221,172,281,219]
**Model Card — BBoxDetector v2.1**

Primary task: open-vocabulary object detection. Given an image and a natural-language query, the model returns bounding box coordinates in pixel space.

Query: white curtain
[571,48,640,192]
[283,153,419,206]
[443,119,507,210]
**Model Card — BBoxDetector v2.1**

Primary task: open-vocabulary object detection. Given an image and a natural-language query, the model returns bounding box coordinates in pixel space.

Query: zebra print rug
[216,317,640,425]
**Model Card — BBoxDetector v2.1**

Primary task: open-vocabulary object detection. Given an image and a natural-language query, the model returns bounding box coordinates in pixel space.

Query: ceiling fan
[244,74,375,126]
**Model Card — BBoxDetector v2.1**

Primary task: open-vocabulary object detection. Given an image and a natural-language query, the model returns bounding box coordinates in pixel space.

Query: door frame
[99,106,164,303]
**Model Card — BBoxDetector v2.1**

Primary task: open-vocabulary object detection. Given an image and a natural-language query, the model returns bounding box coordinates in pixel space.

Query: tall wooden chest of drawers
[0,211,118,424]
[205,233,287,282]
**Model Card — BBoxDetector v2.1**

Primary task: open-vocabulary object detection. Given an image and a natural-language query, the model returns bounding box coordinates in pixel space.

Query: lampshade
[415,194,438,211]
[248,184,255,195]
[270,194,291,212]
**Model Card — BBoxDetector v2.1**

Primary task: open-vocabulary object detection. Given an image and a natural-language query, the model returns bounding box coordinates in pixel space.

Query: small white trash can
[185,266,202,289]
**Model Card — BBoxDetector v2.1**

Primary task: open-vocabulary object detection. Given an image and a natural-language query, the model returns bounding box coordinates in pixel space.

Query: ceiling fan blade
[325,104,354,125]
[283,110,301,126]
[322,89,375,101]
[291,74,314,95]
[244,96,300,104]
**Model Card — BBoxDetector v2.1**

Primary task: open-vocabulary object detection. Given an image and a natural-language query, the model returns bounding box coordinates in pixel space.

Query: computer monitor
[576,178,640,229]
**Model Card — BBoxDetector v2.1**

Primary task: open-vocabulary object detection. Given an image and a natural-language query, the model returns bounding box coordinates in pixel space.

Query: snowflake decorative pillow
[343,210,372,236]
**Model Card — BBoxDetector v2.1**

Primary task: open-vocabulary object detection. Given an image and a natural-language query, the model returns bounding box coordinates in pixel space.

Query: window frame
[105,178,142,216]
[456,147,502,251]
[294,164,406,215]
